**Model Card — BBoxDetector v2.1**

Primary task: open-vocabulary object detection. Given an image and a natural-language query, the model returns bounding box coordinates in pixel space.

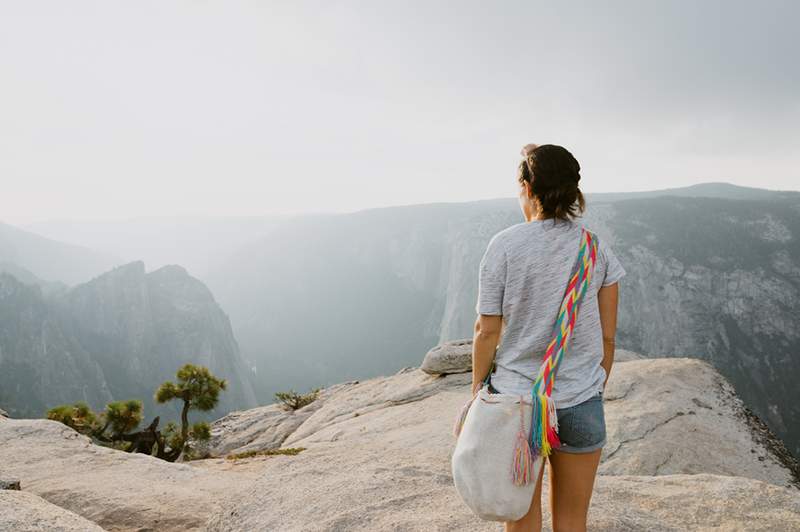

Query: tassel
[529,389,541,457]
[546,396,561,450]
[453,395,476,438]
[539,394,552,457]
[512,397,534,485]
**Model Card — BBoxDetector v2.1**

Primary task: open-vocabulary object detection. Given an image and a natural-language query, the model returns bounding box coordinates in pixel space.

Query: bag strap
[485,226,598,389]
[532,227,599,398]
[526,227,599,459]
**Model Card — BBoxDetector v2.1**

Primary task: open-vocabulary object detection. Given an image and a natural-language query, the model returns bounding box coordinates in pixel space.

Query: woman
[472,143,626,532]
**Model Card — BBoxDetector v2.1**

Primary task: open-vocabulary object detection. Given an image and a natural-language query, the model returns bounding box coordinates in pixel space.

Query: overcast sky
[1,0,798,224]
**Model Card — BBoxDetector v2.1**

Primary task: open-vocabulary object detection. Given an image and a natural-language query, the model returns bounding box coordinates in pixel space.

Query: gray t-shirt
[475,218,626,409]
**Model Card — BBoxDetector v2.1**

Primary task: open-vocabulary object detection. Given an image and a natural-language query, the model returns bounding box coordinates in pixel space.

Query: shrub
[274,388,320,410]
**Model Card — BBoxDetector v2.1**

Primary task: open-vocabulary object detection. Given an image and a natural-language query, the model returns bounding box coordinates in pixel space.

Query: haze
[1,0,798,224]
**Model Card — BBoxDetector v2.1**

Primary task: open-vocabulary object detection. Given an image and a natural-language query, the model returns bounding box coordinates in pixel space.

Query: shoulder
[572,222,610,260]
[485,222,527,249]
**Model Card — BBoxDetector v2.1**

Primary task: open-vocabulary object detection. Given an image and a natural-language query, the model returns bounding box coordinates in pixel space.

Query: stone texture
[0,478,20,490]
[4,353,799,531]
[0,490,107,532]
[421,338,473,374]
[203,354,800,531]
[0,417,262,531]
[600,358,798,488]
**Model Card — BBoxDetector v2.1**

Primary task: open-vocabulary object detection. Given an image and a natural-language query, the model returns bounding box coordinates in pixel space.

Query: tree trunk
[180,400,190,443]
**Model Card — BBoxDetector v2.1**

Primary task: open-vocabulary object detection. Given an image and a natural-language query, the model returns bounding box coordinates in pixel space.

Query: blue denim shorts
[487,378,606,454]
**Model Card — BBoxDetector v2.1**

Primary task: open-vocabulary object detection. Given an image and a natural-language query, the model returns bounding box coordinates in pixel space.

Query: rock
[5,354,800,531]
[202,356,800,531]
[0,478,20,490]
[206,381,356,457]
[209,369,470,457]
[612,348,647,362]
[420,338,473,375]
[0,490,106,532]
[418,342,646,376]
[600,358,799,488]
[0,419,263,531]
[0,408,7,418]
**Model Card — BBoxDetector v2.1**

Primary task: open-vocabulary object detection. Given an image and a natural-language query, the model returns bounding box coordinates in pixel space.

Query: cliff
[1,346,798,531]
[0,261,257,421]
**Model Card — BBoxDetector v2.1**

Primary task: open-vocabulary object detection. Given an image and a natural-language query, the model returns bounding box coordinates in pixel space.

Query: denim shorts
[487,378,607,454]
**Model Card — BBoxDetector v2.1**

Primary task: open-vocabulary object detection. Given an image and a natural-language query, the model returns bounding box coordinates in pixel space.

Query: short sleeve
[475,235,507,315]
[600,240,626,287]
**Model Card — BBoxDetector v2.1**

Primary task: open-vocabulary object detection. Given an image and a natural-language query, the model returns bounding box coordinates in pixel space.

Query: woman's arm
[472,314,503,395]
[597,282,620,390]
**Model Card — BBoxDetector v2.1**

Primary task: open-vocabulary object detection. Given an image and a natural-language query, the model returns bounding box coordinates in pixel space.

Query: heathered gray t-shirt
[475,218,626,409]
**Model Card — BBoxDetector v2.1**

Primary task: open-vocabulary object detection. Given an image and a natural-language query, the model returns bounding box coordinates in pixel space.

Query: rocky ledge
[1,344,799,531]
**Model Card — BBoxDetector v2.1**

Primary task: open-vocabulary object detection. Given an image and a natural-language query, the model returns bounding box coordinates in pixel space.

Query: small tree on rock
[155,364,226,458]
[46,402,100,434]
[275,388,320,411]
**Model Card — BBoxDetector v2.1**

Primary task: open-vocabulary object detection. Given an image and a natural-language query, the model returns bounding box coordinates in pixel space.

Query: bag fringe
[512,396,534,485]
[453,395,476,438]
[529,392,561,459]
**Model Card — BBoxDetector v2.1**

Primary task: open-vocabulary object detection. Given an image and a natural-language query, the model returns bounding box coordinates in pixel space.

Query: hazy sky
[2,0,798,224]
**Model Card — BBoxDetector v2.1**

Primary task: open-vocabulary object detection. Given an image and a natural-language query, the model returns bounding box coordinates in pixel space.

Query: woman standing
[471,143,626,532]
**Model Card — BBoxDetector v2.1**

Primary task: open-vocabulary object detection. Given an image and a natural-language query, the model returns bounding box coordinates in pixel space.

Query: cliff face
[1,348,798,531]
[0,261,257,420]
[600,197,800,464]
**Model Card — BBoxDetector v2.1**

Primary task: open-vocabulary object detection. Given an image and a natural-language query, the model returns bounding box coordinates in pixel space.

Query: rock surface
[0,478,20,490]
[421,338,473,374]
[0,490,107,532]
[0,417,262,531]
[203,353,800,531]
[3,351,799,531]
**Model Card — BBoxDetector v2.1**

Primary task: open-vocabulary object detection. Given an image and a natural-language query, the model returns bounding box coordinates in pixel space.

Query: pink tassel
[511,396,534,485]
[512,426,533,485]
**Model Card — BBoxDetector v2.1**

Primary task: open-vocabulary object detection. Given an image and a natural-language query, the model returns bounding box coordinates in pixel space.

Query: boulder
[0,418,263,531]
[420,338,473,374]
[0,490,106,532]
[419,341,647,376]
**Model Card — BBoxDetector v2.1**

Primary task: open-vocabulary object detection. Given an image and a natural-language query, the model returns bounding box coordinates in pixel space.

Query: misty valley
[2,182,800,461]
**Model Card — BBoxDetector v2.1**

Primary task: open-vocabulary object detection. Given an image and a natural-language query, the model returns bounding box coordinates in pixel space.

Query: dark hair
[517,144,586,223]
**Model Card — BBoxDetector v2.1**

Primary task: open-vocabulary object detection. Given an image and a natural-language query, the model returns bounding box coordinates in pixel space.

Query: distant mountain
[0,261,67,295]
[203,183,800,462]
[24,215,288,279]
[0,262,257,421]
[586,181,800,203]
[0,222,120,286]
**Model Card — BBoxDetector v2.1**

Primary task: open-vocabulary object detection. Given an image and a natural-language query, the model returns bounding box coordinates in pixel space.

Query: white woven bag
[451,388,539,521]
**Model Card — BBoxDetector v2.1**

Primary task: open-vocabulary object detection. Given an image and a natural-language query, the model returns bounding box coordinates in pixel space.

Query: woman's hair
[517,144,586,223]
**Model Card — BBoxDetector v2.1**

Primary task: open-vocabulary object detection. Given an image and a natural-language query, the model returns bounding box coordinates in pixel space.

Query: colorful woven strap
[527,227,598,458]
